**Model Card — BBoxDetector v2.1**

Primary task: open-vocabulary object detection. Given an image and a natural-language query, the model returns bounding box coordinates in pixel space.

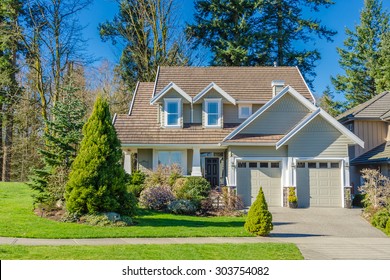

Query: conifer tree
[29,85,86,205]
[376,31,390,93]
[244,187,273,236]
[317,86,343,117]
[65,96,135,216]
[332,0,389,108]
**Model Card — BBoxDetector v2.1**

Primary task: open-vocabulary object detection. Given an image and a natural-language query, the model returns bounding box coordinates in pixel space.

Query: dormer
[271,80,285,97]
[150,82,192,128]
[193,83,236,128]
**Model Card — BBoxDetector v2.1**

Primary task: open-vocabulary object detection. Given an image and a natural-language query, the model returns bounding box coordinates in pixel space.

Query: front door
[205,158,219,188]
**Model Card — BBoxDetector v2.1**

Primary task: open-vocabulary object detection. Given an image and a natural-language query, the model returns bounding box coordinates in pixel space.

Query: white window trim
[164,98,181,128]
[205,98,222,128]
[238,104,252,119]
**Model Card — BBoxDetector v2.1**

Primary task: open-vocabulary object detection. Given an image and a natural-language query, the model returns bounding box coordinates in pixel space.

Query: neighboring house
[114,66,363,208]
[337,91,390,192]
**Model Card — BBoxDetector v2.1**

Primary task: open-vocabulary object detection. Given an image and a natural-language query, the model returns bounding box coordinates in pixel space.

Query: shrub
[244,187,273,236]
[359,169,390,209]
[386,219,390,235]
[371,209,390,229]
[175,177,211,203]
[130,170,146,185]
[172,177,188,196]
[139,185,175,210]
[79,214,133,227]
[144,164,182,188]
[127,184,145,198]
[168,199,197,215]
[288,187,297,203]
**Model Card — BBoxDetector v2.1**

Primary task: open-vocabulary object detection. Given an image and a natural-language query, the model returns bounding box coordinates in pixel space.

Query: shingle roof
[114,82,237,145]
[154,66,314,103]
[226,134,284,143]
[351,141,390,165]
[337,91,390,121]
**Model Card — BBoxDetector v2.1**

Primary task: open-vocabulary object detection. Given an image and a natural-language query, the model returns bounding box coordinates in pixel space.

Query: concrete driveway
[269,207,390,259]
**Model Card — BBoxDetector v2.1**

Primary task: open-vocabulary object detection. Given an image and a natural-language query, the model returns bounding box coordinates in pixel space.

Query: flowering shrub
[168,199,197,215]
[139,185,175,210]
[144,164,182,188]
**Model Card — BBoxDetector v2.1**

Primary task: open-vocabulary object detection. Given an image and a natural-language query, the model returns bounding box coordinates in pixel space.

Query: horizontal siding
[231,146,287,158]
[193,104,202,123]
[242,93,310,135]
[288,116,351,158]
[138,149,153,172]
[163,88,183,99]
[224,104,240,123]
[354,120,388,158]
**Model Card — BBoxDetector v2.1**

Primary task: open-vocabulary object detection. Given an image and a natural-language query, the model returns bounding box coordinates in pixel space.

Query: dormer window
[238,104,252,119]
[164,99,181,127]
[205,99,221,127]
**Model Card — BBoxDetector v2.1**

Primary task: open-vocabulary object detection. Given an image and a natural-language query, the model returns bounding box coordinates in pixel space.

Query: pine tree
[332,0,389,108]
[187,0,336,85]
[317,86,343,117]
[28,85,86,205]
[376,31,390,92]
[65,96,136,216]
[187,0,261,66]
[244,187,273,236]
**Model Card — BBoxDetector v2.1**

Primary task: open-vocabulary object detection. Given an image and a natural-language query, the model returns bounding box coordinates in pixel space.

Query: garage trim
[234,157,288,207]
[292,157,348,208]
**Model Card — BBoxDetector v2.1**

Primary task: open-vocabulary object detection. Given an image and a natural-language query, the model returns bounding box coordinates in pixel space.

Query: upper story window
[238,104,252,119]
[205,99,222,127]
[164,98,181,127]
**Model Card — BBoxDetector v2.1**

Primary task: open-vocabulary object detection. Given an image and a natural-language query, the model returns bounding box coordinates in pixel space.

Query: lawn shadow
[135,218,245,228]
[273,222,295,226]
[269,233,326,238]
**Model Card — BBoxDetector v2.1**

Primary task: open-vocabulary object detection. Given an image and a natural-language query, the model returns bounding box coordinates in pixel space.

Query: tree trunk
[2,107,14,182]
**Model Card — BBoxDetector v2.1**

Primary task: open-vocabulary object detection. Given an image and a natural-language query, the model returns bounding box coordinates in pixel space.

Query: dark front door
[205,158,219,188]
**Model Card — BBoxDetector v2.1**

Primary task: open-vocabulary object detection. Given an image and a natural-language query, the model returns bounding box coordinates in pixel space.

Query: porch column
[191,147,202,176]
[124,151,132,175]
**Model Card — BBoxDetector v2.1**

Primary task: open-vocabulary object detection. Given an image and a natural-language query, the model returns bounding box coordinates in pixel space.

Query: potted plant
[288,187,298,208]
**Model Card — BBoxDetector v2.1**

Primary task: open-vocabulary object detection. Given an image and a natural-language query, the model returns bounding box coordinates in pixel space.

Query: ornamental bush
[244,187,273,236]
[371,209,390,229]
[175,177,211,203]
[65,96,136,216]
[167,199,197,215]
[386,219,390,235]
[139,185,175,210]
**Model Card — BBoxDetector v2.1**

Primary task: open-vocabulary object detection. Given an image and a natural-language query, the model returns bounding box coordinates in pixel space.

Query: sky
[79,0,390,100]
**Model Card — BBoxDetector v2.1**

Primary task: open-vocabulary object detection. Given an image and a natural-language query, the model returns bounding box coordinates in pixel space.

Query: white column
[124,151,132,175]
[191,147,202,176]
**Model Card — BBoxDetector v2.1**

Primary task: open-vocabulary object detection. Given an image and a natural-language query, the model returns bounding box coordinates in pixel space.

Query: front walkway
[1,207,389,259]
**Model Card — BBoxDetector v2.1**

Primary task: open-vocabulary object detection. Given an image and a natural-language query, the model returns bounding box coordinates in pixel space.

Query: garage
[236,161,282,207]
[296,161,342,208]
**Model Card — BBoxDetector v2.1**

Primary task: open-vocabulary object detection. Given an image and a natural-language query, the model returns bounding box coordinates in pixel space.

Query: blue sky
[79,0,390,100]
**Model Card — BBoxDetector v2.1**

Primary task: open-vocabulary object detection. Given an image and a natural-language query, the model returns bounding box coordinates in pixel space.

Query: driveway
[269,207,390,259]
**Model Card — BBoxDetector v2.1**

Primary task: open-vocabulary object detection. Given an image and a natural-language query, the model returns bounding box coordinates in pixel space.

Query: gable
[240,93,311,135]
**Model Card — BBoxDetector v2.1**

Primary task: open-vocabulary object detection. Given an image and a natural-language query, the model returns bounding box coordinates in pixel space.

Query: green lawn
[0,182,251,238]
[0,243,303,260]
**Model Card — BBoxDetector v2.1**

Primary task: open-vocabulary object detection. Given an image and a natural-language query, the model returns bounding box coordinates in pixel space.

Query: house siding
[193,104,202,123]
[287,116,351,158]
[353,120,388,158]
[230,146,288,158]
[224,104,240,123]
[242,94,310,135]
[138,149,153,172]
[183,104,191,123]
[187,149,193,175]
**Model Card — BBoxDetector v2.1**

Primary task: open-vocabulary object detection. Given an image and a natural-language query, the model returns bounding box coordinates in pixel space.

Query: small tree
[65,95,136,216]
[359,169,390,210]
[244,187,273,236]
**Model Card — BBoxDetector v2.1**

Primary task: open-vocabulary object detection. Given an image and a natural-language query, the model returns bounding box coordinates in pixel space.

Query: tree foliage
[244,187,273,236]
[28,85,86,205]
[317,86,343,117]
[359,169,390,210]
[187,0,336,85]
[65,96,136,216]
[332,0,390,108]
[99,0,189,91]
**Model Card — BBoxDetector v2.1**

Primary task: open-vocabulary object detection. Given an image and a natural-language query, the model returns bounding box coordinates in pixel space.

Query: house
[114,66,363,208]
[337,91,390,192]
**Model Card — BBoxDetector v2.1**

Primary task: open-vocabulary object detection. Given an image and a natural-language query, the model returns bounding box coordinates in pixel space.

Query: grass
[0,182,251,238]
[0,243,303,260]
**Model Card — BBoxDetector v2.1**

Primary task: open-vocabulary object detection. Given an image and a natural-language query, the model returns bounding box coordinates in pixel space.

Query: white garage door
[236,161,281,207]
[296,161,342,208]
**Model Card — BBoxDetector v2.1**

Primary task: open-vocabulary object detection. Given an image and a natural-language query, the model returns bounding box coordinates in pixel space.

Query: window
[237,162,246,168]
[330,162,340,168]
[308,162,317,168]
[238,104,252,119]
[158,151,182,166]
[164,99,181,127]
[205,99,221,127]
[249,162,257,168]
[259,162,268,168]
[271,162,280,168]
[319,162,328,168]
[297,162,305,168]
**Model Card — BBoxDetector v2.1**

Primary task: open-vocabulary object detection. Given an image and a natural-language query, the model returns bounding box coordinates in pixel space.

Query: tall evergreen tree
[65,96,135,216]
[317,86,343,117]
[332,0,389,108]
[29,85,86,205]
[376,31,390,93]
[187,0,336,85]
